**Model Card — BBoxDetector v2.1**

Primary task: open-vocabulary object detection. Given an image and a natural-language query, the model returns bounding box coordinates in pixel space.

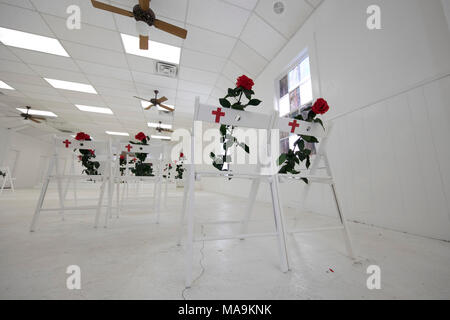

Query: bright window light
[140,100,175,111]
[45,78,97,94]
[0,80,15,90]
[16,108,57,117]
[75,105,113,115]
[148,122,172,130]
[121,33,181,64]
[151,135,171,140]
[0,27,69,57]
[106,131,129,136]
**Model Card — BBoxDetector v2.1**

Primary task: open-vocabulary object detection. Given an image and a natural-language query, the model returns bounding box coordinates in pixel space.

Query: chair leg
[0,175,6,195]
[330,183,355,259]
[155,178,162,224]
[240,179,260,238]
[270,176,289,273]
[95,180,106,228]
[30,176,51,232]
[116,182,120,218]
[185,166,195,288]
[177,177,189,246]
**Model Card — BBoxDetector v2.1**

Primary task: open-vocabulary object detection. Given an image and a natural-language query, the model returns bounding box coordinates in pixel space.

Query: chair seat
[195,171,272,181]
[279,174,333,184]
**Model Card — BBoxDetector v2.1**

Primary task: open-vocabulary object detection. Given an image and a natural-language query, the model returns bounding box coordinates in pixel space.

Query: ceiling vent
[155,62,178,78]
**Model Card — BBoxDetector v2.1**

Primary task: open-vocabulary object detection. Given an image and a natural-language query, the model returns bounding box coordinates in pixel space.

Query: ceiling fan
[91,0,188,50]
[5,106,47,124]
[134,90,175,112]
[154,121,174,133]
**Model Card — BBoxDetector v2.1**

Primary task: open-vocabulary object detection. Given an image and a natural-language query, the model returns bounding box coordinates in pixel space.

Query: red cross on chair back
[275,117,326,138]
[195,102,272,130]
[212,107,225,123]
[62,139,71,148]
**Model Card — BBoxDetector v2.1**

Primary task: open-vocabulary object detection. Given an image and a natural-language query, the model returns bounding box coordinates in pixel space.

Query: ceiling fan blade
[144,104,154,110]
[91,0,134,17]
[159,104,175,112]
[134,96,151,103]
[30,118,41,124]
[154,19,188,39]
[139,0,150,11]
[157,96,168,104]
[139,35,149,50]
[31,116,46,120]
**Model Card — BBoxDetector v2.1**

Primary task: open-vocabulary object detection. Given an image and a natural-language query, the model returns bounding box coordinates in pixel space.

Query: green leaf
[301,178,309,184]
[248,99,262,106]
[220,124,227,136]
[306,157,311,169]
[277,154,287,166]
[313,118,325,129]
[238,143,250,153]
[219,98,231,108]
[301,135,319,143]
[231,103,245,110]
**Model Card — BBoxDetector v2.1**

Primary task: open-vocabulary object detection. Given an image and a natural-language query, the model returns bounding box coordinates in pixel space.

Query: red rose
[75,132,90,141]
[120,155,125,160]
[89,149,95,155]
[312,98,330,115]
[236,75,254,91]
[78,155,82,161]
[180,152,184,158]
[135,132,147,141]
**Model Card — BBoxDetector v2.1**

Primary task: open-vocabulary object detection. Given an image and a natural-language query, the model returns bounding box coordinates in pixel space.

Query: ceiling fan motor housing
[133,4,155,26]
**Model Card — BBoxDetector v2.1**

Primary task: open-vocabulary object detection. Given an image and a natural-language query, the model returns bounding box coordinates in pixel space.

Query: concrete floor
[0,183,449,300]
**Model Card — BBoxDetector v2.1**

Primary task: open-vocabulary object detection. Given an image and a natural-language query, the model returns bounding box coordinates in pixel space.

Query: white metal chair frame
[112,142,165,224]
[242,119,355,259]
[180,97,290,288]
[0,166,15,194]
[30,136,113,232]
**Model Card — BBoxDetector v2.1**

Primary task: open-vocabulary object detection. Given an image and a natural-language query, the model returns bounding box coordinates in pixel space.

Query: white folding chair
[112,141,165,224]
[180,97,290,288]
[30,136,113,231]
[0,166,15,194]
[242,118,355,259]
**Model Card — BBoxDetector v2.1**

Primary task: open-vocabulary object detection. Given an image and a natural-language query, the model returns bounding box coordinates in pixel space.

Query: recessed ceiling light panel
[0,27,69,57]
[151,135,171,140]
[45,78,97,94]
[75,105,113,115]
[121,33,181,64]
[106,131,129,136]
[0,80,15,90]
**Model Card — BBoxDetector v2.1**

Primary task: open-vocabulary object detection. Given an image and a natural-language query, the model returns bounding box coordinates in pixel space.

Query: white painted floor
[0,183,449,300]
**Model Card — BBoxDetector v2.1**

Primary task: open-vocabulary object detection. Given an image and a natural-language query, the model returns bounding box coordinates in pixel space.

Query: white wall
[202,0,450,240]
[0,128,78,188]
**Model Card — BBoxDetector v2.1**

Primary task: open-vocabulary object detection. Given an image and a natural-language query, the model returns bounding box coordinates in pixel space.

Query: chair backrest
[274,116,326,138]
[194,100,273,130]
[116,141,166,176]
[55,135,111,175]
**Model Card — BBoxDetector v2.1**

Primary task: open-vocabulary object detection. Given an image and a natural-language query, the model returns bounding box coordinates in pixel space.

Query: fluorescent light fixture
[0,80,15,90]
[0,27,69,57]
[121,33,181,64]
[148,122,172,130]
[45,78,97,94]
[140,100,175,111]
[106,131,129,136]
[16,108,57,117]
[151,135,171,140]
[75,104,113,115]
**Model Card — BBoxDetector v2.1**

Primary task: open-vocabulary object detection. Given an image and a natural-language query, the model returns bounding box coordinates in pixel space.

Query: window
[277,53,313,155]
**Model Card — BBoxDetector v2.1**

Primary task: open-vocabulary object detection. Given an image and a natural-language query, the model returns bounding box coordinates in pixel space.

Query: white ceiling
[0,0,321,137]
